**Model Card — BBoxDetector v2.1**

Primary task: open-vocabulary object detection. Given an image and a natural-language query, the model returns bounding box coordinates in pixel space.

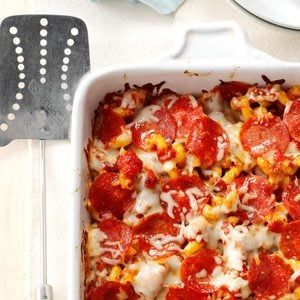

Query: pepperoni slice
[180,248,218,293]
[131,109,177,150]
[280,220,300,259]
[93,107,125,147]
[235,175,275,222]
[161,175,210,221]
[186,116,229,167]
[133,213,182,258]
[166,286,209,300]
[283,100,300,142]
[240,114,290,158]
[97,218,133,264]
[116,150,143,180]
[131,122,156,150]
[249,252,291,299]
[155,108,177,144]
[88,171,133,219]
[87,281,138,300]
[168,95,204,138]
[212,81,252,101]
[282,179,300,220]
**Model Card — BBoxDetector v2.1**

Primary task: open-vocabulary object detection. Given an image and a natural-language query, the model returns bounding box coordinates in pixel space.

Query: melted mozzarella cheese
[135,174,163,216]
[285,141,300,157]
[133,262,167,299]
[121,92,136,109]
[210,268,248,292]
[183,215,209,240]
[209,111,253,168]
[135,150,164,174]
[135,188,162,215]
[134,105,161,123]
[188,95,199,108]
[246,84,280,103]
[204,93,223,113]
[87,139,119,173]
[160,191,178,219]
[201,220,279,272]
[87,226,126,265]
[87,227,108,257]
[184,153,200,174]
[164,255,182,286]
[291,270,300,282]
[124,173,163,225]
[185,187,204,211]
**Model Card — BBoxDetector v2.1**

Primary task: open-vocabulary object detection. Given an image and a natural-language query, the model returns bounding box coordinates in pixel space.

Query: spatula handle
[36,140,53,300]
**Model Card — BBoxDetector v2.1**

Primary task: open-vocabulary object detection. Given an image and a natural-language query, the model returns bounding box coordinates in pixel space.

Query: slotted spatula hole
[40,39,47,47]
[40,29,47,37]
[0,123,8,131]
[7,113,15,121]
[9,26,17,35]
[63,93,70,101]
[63,57,69,65]
[18,82,25,89]
[67,39,74,47]
[13,37,20,45]
[40,58,47,66]
[12,103,20,110]
[15,46,23,54]
[61,83,68,90]
[40,18,48,26]
[70,27,78,36]
[65,103,72,111]
[16,92,23,100]
[18,64,24,71]
[64,48,71,56]
[17,56,24,63]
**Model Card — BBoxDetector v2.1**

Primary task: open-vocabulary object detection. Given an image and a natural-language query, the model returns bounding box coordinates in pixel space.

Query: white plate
[232,0,300,30]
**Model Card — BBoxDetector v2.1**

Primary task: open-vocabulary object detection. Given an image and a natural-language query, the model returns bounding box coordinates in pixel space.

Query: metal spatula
[0,15,90,300]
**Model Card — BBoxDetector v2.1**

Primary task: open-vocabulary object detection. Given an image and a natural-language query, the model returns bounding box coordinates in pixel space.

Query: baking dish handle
[163,21,281,62]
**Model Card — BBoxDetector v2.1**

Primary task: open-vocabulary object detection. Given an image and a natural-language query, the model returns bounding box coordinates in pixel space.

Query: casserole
[68,21,300,300]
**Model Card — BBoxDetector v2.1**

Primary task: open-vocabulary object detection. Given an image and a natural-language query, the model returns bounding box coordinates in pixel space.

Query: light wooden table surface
[0,0,299,299]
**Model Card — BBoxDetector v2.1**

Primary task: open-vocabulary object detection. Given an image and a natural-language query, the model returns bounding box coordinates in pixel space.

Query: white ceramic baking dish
[68,21,300,300]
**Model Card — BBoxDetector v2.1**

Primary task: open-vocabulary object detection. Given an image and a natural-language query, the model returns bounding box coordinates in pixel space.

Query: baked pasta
[84,78,300,300]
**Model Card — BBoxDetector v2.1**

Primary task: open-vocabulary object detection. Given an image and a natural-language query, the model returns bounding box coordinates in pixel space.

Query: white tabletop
[1,0,299,299]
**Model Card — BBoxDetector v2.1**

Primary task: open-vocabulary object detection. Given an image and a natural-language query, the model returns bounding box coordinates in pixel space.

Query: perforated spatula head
[0,15,90,146]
